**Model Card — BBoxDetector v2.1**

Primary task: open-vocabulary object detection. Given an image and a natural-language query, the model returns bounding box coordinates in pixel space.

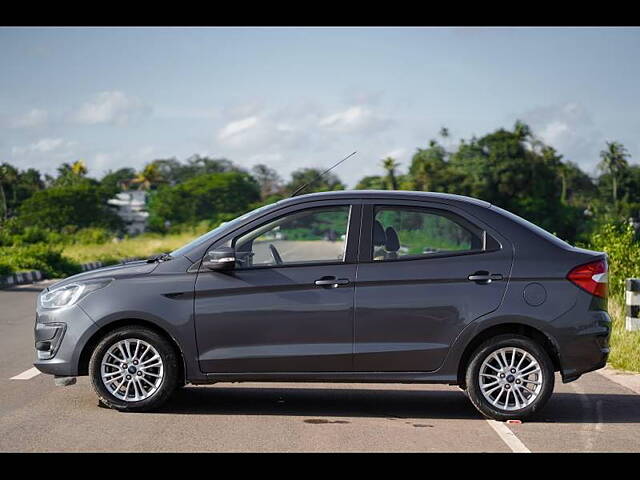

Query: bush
[586,221,640,299]
[0,244,80,278]
[74,227,111,245]
[0,262,12,276]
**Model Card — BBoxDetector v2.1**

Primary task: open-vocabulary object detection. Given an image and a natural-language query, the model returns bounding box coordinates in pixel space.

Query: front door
[194,201,361,373]
[354,201,513,372]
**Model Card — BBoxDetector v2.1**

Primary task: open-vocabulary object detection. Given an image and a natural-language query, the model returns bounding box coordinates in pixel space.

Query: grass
[62,228,206,265]
[607,298,640,373]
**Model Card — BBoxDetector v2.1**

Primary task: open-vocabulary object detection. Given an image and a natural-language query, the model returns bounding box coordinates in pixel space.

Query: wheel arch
[456,322,561,388]
[78,318,186,386]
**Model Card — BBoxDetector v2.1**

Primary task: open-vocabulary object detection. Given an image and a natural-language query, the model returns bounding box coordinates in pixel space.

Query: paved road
[1,281,639,452]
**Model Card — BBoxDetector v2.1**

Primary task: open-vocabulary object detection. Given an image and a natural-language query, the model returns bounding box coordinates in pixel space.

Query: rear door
[354,200,513,372]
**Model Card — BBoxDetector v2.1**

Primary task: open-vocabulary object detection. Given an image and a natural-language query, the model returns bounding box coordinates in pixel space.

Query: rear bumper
[559,310,611,383]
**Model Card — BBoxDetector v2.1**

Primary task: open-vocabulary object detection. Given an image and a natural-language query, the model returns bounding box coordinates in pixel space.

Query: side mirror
[202,246,236,271]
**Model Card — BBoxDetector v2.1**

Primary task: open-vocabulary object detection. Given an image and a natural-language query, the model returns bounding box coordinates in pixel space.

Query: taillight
[567,259,608,298]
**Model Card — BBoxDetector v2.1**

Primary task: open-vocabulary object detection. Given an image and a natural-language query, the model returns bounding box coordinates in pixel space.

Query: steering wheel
[269,244,283,265]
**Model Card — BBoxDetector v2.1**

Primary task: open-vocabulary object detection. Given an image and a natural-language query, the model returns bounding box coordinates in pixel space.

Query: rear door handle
[468,272,503,284]
[315,277,350,288]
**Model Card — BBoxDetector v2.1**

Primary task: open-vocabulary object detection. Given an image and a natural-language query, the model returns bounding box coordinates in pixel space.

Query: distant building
[107,190,149,235]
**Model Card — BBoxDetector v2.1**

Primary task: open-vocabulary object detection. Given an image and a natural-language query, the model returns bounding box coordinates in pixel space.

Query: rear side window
[490,205,572,248]
[372,206,484,261]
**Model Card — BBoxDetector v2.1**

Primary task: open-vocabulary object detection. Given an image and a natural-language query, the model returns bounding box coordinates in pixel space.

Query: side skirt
[193,371,458,385]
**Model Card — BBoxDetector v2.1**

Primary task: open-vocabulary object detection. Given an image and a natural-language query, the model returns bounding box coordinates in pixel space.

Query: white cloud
[383,148,407,160]
[71,91,151,126]
[92,152,116,171]
[217,116,260,142]
[518,102,603,172]
[207,96,401,186]
[318,105,391,134]
[8,108,48,128]
[11,138,76,155]
[538,120,571,146]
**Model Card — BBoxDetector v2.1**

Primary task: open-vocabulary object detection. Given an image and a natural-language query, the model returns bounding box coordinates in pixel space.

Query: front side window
[373,206,483,261]
[234,206,351,268]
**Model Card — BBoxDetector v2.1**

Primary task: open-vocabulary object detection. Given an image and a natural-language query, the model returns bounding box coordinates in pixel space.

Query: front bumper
[33,304,99,377]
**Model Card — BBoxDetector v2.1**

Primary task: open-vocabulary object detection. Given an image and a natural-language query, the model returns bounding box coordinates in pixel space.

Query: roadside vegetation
[62,225,210,265]
[585,222,640,372]
[1,122,639,370]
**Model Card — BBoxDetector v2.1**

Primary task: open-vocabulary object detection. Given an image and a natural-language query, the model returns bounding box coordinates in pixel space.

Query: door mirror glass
[203,246,236,271]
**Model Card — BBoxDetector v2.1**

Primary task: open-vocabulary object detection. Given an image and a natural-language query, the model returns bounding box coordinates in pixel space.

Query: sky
[1,27,639,187]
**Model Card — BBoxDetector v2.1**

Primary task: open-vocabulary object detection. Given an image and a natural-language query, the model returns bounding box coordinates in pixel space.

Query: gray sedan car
[33,190,611,420]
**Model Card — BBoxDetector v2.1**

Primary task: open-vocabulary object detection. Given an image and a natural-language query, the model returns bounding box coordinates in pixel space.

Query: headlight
[40,280,112,310]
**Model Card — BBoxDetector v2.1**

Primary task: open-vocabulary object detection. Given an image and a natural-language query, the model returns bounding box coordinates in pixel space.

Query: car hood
[46,260,159,291]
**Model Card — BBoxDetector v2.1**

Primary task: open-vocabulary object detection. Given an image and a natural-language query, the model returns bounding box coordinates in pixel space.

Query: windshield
[170,203,278,258]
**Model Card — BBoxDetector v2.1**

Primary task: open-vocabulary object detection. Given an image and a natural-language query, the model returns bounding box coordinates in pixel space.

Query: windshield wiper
[147,253,173,263]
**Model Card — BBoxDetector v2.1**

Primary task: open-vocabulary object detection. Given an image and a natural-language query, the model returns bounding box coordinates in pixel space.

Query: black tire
[465,334,554,421]
[89,326,180,412]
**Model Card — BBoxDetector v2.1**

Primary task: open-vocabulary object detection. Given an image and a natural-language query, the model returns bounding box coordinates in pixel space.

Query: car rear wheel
[89,326,179,412]
[465,334,554,421]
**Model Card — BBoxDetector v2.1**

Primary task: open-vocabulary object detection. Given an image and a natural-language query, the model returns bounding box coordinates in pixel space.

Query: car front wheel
[465,334,555,421]
[89,326,179,412]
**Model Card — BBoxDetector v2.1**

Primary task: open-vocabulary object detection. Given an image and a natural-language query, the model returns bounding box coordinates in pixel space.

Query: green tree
[147,172,261,230]
[16,184,122,231]
[408,141,448,191]
[0,163,44,219]
[148,156,241,185]
[355,121,594,242]
[284,168,345,195]
[251,164,283,200]
[355,175,386,190]
[100,168,136,197]
[52,160,90,187]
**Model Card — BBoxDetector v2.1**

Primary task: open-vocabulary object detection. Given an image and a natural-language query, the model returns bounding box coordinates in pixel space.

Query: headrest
[373,220,386,246]
[385,226,400,252]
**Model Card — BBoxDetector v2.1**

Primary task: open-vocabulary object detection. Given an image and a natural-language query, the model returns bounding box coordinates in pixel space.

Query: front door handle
[468,271,503,284]
[314,276,350,288]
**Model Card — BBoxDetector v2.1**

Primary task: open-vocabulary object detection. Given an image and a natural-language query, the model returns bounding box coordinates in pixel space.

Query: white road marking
[10,367,41,380]
[571,380,596,451]
[486,419,531,453]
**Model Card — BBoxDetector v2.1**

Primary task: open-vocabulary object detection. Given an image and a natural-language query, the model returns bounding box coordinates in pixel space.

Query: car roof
[279,190,492,208]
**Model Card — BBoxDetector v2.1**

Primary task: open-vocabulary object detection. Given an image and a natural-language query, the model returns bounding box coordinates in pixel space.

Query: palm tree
[381,157,400,190]
[439,127,450,139]
[132,162,164,191]
[417,160,433,192]
[557,162,569,205]
[0,163,18,219]
[71,160,87,176]
[0,166,7,221]
[598,141,630,204]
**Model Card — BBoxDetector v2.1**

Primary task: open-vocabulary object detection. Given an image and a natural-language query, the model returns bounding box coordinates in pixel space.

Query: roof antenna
[289,151,358,198]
